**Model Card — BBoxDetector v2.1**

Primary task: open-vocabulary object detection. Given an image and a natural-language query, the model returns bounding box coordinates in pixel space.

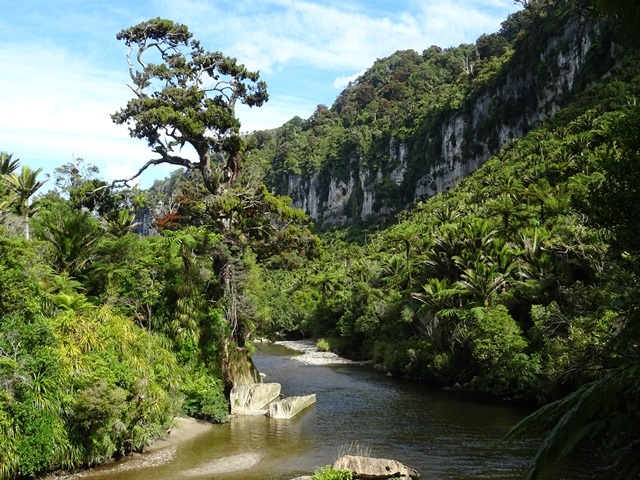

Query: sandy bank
[182,452,263,476]
[44,417,214,479]
[145,416,213,453]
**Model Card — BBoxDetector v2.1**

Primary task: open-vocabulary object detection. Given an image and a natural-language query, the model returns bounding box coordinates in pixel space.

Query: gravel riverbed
[273,339,369,366]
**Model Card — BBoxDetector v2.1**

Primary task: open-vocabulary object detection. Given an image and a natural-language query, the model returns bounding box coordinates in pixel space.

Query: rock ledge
[333,455,420,479]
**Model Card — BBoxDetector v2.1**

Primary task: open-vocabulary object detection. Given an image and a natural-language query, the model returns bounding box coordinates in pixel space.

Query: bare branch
[107,154,197,190]
[126,44,136,82]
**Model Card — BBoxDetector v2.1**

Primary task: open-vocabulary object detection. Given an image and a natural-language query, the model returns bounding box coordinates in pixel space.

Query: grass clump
[316,338,330,352]
[311,466,353,480]
[337,440,372,458]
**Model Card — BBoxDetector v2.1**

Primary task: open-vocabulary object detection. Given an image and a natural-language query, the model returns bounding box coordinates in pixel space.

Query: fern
[505,361,640,479]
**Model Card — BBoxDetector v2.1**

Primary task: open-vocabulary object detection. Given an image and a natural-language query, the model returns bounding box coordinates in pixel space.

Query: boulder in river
[267,394,316,419]
[230,382,281,415]
[333,455,420,479]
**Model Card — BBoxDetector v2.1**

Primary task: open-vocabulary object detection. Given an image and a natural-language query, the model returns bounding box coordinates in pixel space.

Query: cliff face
[279,7,610,227]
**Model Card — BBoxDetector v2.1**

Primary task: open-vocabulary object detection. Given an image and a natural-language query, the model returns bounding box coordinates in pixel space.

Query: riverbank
[41,340,555,480]
[40,340,349,480]
[43,417,214,479]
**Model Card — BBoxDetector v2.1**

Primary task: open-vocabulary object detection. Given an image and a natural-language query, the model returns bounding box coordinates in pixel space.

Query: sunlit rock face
[266,394,317,419]
[283,12,603,226]
[229,383,281,415]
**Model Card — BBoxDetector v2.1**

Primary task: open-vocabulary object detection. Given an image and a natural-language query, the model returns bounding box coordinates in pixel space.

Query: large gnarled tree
[111,18,310,388]
[112,17,267,192]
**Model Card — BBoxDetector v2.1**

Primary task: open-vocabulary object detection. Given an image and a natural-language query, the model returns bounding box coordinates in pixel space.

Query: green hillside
[246,0,618,227]
[249,1,640,477]
[1,0,639,478]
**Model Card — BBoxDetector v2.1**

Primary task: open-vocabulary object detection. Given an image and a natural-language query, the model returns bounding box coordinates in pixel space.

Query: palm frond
[505,362,640,480]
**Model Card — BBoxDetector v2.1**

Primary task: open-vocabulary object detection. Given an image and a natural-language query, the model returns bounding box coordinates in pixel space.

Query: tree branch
[109,154,197,189]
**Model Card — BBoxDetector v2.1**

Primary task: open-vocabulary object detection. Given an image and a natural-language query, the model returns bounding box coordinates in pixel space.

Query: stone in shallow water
[230,382,281,415]
[267,394,317,419]
[333,455,420,479]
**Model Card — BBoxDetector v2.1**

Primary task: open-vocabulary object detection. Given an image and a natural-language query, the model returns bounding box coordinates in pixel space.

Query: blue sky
[0,0,521,188]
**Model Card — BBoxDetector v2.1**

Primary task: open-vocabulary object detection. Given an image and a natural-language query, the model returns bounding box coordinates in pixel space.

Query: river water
[77,342,585,480]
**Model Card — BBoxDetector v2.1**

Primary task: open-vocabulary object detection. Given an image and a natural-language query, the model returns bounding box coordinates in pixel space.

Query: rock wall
[284,10,606,226]
[230,383,281,415]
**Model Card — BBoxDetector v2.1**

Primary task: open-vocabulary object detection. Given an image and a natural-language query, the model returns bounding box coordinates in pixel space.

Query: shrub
[181,372,228,423]
[468,305,541,397]
[312,465,353,480]
[316,338,330,352]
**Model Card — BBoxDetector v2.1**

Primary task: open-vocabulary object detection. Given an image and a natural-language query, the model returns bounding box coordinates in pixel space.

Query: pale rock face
[441,115,466,165]
[284,14,601,225]
[414,154,483,201]
[359,162,383,219]
[360,169,376,218]
[325,178,353,225]
[389,138,409,185]
[266,394,317,419]
[288,173,320,219]
[307,174,320,219]
[536,15,596,121]
[230,383,281,415]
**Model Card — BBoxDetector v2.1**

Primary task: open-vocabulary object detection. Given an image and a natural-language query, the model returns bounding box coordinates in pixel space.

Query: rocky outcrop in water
[333,455,420,479]
[267,394,317,419]
[230,382,281,415]
[230,381,317,419]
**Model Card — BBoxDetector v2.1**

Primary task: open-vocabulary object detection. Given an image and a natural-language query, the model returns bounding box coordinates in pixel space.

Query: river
[75,341,585,480]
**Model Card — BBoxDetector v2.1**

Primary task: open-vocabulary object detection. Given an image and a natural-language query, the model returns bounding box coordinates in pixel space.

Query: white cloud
[2,0,522,187]
[0,42,163,184]
[236,95,317,132]
[333,69,366,90]
[158,0,518,74]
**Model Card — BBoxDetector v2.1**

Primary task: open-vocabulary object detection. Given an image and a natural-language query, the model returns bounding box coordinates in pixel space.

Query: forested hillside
[246,0,618,227]
[1,0,640,479]
[257,65,640,477]
[248,0,640,477]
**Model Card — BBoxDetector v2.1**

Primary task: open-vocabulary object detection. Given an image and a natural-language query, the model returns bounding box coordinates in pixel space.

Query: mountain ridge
[246,0,617,227]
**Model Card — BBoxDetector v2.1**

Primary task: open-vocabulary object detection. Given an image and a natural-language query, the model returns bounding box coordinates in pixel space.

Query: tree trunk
[219,254,260,389]
[200,143,259,390]
[199,153,221,196]
[24,209,30,241]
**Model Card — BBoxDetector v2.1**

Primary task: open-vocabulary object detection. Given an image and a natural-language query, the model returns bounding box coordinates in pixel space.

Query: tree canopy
[111,17,268,194]
[111,18,316,388]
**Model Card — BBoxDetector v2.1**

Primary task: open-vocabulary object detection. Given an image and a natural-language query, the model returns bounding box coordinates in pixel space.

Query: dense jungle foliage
[248,1,640,477]
[1,0,640,479]
[0,15,316,480]
[0,162,234,477]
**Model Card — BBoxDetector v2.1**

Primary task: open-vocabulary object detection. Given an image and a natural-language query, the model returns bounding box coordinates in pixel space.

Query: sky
[0,0,522,189]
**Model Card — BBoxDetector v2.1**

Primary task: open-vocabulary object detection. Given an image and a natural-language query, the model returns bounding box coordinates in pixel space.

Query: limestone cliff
[255,2,617,227]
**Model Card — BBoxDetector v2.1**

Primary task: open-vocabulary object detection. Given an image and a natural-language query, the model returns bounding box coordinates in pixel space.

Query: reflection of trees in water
[229,414,311,447]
